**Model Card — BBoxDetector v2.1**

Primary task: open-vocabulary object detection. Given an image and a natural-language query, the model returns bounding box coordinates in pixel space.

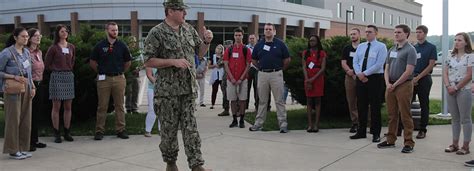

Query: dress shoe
[350,134,366,139]
[416,131,426,139]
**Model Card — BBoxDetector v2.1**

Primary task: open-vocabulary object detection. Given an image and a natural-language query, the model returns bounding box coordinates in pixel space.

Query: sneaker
[437,113,451,117]
[117,131,129,139]
[229,120,238,128]
[280,127,288,133]
[218,111,230,116]
[239,120,245,128]
[464,160,474,167]
[249,125,262,132]
[94,132,104,140]
[210,106,214,109]
[200,104,206,107]
[401,145,414,153]
[9,152,26,160]
[377,141,395,149]
[144,132,152,137]
[20,152,32,158]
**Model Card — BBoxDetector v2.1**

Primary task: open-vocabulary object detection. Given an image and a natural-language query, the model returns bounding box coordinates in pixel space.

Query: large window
[337,2,342,18]
[382,12,385,25]
[390,14,393,26]
[362,8,366,22]
[372,11,376,23]
[350,5,354,20]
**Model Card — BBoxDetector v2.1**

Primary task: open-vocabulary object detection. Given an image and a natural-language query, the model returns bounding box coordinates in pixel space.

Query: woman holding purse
[0,27,36,160]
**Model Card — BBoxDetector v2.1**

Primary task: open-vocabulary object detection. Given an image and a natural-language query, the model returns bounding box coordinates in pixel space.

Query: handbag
[3,49,26,94]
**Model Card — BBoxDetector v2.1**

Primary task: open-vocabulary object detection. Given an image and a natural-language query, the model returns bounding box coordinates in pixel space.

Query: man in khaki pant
[341,28,361,133]
[90,22,132,140]
[377,24,417,153]
[249,23,291,133]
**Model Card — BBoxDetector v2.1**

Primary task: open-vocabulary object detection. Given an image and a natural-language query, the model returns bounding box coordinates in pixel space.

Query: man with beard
[341,28,361,133]
[90,22,132,140]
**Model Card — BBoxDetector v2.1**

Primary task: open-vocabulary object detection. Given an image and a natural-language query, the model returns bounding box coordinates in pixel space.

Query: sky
[415,0,474,36]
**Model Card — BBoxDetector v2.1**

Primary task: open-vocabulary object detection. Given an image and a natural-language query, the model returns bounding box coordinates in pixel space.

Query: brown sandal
[445,145,459,153]
[456,147,470,155]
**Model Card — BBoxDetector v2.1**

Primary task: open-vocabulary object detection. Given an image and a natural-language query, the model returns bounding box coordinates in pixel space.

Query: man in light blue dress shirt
[350,25,388,143]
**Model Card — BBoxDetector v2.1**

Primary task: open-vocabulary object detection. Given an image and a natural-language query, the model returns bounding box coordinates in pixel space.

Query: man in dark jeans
[350,25,387,143]
[412,25,437,139]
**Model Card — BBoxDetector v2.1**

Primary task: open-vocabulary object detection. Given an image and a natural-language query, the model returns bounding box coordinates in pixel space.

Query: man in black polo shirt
[90,22,132,140]
[412,25,437,139]
[341,27,361,133]
[249,23,291,133]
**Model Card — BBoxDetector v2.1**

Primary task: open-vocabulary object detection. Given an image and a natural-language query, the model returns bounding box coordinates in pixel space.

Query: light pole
[346,10,353,36]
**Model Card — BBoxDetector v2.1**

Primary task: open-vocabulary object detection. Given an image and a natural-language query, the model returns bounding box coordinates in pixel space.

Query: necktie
[362,42,371,71]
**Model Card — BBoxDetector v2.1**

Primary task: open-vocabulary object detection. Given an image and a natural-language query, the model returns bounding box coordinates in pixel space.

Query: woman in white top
[144,67,160,137]
[209,44,225,109]
[443,32,473,155]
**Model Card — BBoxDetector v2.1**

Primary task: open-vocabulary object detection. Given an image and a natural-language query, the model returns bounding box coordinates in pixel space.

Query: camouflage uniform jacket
[143,21,202,97]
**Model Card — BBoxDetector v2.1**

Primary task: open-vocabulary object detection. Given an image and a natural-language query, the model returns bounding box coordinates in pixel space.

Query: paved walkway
[0,109,471,170]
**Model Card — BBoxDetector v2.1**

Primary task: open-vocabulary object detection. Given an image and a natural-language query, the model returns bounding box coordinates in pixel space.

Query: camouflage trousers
[154,93,204,169]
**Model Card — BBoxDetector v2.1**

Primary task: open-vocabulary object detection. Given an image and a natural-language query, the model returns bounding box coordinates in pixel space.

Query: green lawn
[0,112,160,138]
[244,99,462,131]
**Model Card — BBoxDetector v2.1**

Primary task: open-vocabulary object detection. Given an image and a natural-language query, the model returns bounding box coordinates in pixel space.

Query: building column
[130,11,139,38]
[313,21,320,37]
[296,19,305,38]
[14,16,21,28]
[70,12,79,35]
[37,14,50,36]
[197,12,205,37]
[249,14,259,36]
[277,17,287,40]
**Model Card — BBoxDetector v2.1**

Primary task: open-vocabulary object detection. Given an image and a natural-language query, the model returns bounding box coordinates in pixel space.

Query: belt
[104,73,123,76]
[260,68,281,73]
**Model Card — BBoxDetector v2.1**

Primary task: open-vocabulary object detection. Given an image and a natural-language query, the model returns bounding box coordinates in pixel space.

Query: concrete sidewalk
[0,103,472,171]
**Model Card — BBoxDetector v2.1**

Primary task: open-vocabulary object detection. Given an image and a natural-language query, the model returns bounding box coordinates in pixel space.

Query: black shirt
[91,39,132,74]
[342,44,357,70]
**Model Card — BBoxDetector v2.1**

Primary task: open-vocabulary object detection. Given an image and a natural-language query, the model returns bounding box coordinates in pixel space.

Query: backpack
[227,45,249,61]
